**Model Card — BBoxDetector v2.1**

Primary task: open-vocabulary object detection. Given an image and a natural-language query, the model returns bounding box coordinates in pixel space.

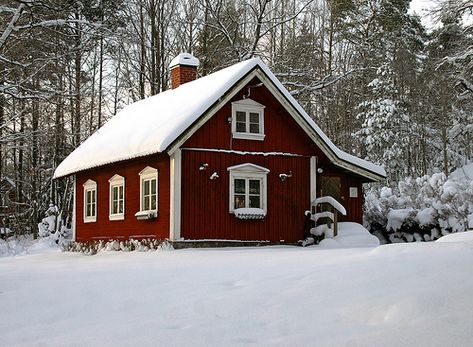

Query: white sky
[409,0,437,29]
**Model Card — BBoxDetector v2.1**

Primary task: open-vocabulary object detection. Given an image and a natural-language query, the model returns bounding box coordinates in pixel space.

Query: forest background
[0,0,471,239]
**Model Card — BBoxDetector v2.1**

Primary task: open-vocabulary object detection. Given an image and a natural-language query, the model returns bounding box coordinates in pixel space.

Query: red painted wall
[180,78,364,241]
[75,154,170,241]
[181,150,310,242]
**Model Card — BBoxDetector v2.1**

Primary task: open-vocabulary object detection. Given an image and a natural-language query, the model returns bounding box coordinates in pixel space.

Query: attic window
[231,98,265,141]
[228,163,269,216]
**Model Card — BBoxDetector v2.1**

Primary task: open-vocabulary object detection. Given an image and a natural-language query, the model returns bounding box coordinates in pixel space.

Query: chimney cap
[169,53,199,69]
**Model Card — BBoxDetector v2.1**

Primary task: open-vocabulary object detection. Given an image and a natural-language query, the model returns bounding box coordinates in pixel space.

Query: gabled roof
[54,58,386,180]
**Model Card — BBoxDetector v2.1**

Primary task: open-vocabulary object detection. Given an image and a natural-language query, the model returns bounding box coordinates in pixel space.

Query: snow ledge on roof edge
[54,58,386,180]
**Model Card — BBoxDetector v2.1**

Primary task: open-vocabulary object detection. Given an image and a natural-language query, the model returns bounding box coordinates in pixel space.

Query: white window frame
[109,174,125,221]
[227,163,269,214]
[83,179,97,223]
[231,98,266,141]
[136,166,158,218]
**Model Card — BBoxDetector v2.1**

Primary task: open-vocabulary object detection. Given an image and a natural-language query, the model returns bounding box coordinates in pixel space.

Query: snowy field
[1,233,473,347]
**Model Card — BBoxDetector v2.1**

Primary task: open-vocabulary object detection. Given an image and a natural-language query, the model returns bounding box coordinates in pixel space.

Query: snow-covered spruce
[64,239,173,255]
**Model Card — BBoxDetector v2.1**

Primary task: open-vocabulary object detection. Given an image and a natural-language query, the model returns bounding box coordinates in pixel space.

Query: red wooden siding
[181,78,366,240]
[181,150,310,242]
[75,154,170,241]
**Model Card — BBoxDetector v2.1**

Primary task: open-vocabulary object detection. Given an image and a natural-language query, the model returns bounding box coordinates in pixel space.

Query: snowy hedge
[65,239,173,255]
[364,172,473,243]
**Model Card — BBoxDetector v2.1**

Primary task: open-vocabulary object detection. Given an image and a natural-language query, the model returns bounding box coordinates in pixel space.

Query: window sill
[232,208,266,220]
[84,217,97,223]
[232,133,265,141]
[109,214,125,221]
[135,210,158,220]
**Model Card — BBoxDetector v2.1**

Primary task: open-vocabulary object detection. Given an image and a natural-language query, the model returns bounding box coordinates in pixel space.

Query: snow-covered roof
[54,58,386,180]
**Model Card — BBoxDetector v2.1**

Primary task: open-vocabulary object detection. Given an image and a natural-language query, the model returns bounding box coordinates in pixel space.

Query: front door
[318,176,346,223]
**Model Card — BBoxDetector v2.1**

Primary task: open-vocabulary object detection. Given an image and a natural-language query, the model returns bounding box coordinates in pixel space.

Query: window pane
[151,179,157,194]
[144,196,150,210]
[113,200,118,214]
[236,122,246,133]
[91,190,95,203]
[91,203,95,216]
[144,180,150,195]
[249,195,260,208]
[151,195,157,210]
[249,180,260,194]
[249,112,259,123]
[236,111,246,122]
[86,204,91,217]
[119,185,124,199]
[234,195,246,209]
[113,186,118,200]
[234,179,246,194]
[249,123,259,133]
[119,200,123,214]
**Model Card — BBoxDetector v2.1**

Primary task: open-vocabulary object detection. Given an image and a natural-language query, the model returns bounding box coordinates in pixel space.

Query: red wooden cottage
[54,54,386,243]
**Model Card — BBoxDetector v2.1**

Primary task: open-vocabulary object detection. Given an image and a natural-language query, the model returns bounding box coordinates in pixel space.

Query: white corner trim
[310,156,317,205]
[169,149,182,241]
[72,175,77,241]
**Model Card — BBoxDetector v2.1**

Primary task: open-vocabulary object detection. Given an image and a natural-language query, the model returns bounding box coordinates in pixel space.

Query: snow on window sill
[233,208,266,220]
[232,132,265,141]
[109,214,124,221]
[135,210,158,220]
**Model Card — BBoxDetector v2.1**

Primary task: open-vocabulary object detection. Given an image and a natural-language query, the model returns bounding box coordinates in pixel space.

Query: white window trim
[227,163,269,214]
[83,179,97,223]
[231,98,266,141]
[136,166,158,219]
[109,174,125,221]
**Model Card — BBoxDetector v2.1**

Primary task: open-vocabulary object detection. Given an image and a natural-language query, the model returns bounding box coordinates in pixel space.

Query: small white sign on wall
[349,187,358,198]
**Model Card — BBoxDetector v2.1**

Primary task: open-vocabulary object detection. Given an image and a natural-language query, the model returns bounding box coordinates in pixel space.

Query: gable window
[228,163,269,218]
[83,179,97,223]
[135,167,158,219]
[231,98,265,141]
[109,174,125,220]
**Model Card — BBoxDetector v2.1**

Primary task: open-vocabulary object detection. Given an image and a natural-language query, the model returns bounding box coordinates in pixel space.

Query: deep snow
[1,234,473,346]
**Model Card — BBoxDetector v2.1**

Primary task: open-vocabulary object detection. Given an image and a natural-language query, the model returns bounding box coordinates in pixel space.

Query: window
[231,98,265,141]
[109,174,125,220]
[228,163,269,216]
[135,167,158,219]
[83,179,97,223]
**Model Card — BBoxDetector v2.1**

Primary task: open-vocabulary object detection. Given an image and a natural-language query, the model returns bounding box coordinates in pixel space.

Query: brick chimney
[169,53,199,89]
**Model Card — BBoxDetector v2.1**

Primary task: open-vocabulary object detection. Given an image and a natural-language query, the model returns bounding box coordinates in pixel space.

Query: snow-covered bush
[365,171,473,242]
[64,239,173,255]
[37,204,71,246]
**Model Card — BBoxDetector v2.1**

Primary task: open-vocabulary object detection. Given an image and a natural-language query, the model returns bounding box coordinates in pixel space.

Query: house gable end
[168,65,385,182]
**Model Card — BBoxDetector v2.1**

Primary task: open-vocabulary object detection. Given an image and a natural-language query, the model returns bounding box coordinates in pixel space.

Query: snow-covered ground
[1,234,473,346]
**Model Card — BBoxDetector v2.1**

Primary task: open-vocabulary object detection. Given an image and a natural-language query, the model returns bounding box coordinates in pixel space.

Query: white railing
[309,196,346,237]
